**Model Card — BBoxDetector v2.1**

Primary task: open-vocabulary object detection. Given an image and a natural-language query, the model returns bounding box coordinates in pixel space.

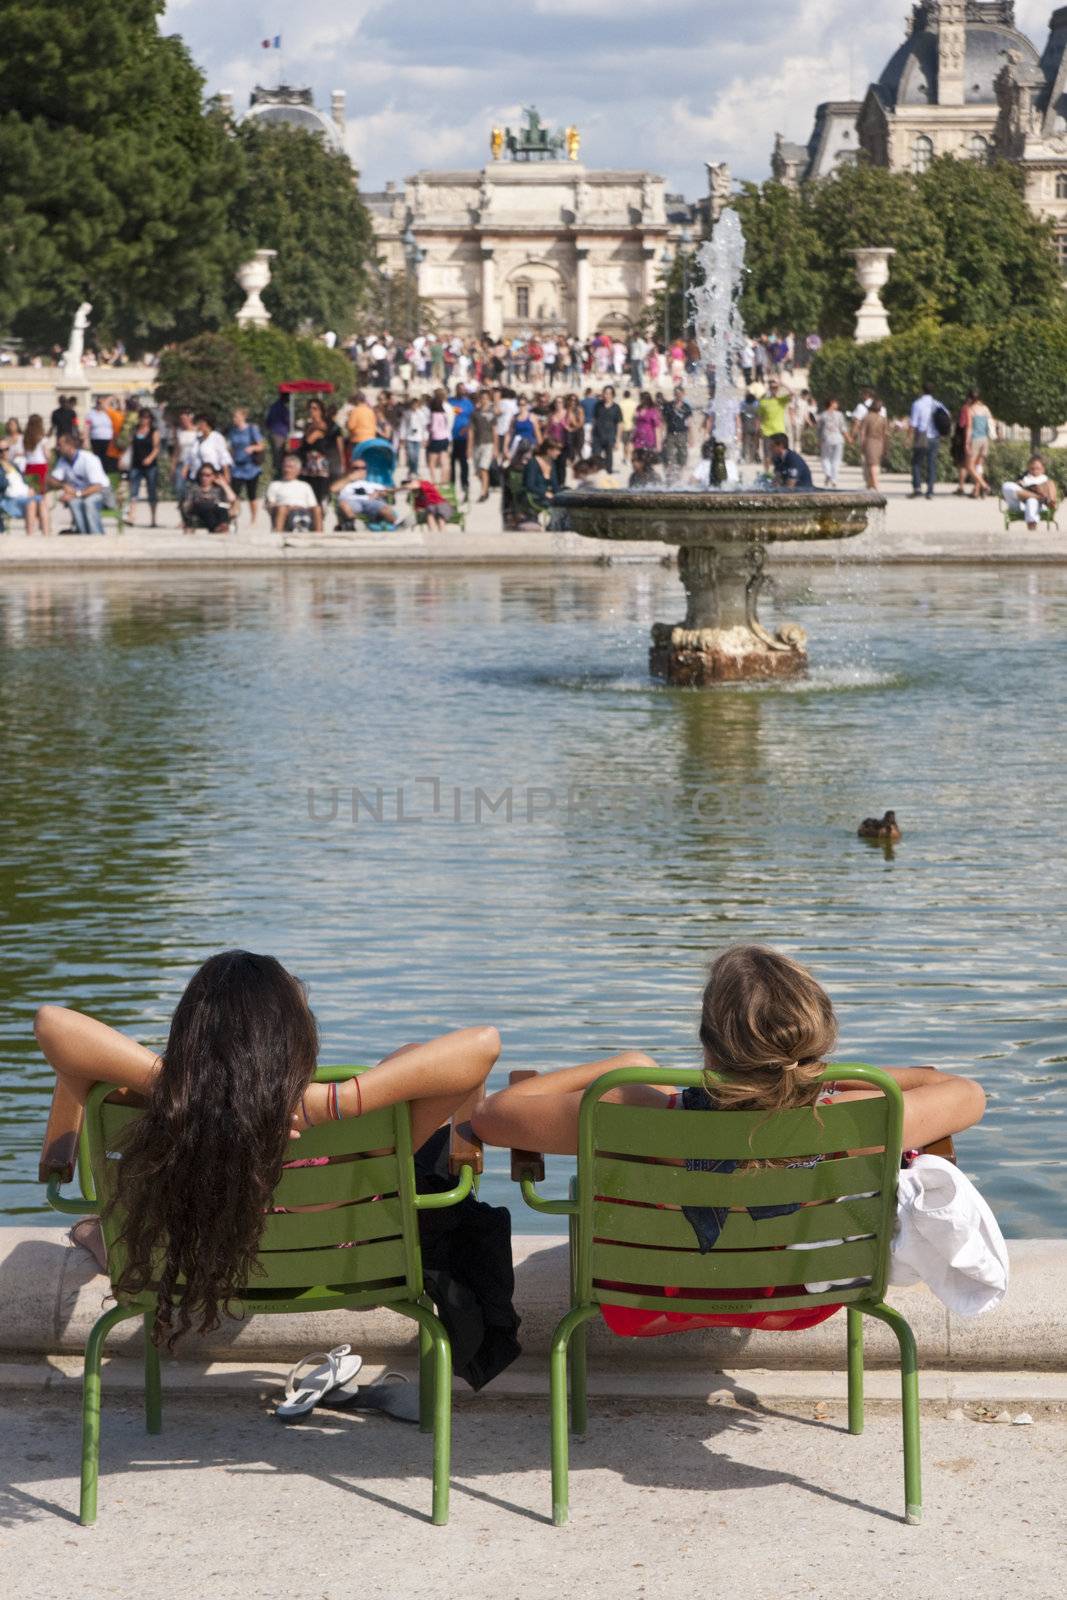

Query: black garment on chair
[414,1127,522,1391]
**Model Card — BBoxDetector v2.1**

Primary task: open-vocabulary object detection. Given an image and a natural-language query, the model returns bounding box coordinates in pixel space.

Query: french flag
[262,35,281,49]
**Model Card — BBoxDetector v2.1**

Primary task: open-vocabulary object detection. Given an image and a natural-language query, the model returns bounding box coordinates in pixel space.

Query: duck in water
[858,810,901,842]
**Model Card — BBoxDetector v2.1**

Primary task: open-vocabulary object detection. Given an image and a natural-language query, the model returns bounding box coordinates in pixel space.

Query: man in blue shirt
[909,381,949,499]
[450,384,475,498]
[770,433,813,490]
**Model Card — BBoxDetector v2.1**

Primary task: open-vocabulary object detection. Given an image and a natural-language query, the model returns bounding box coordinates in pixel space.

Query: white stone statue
[851,248,896,344]
[235,249,278,329]
[62,301,92,376]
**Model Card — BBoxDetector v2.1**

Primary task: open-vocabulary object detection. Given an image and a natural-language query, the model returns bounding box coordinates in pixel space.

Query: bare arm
[35,1005,161,1179]
[831,1067,986,1149]
[298,1026,501,1152]
[471,1050,666,1157]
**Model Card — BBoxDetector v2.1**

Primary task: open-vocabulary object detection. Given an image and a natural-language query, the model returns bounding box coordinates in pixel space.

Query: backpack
[933,404,952,438]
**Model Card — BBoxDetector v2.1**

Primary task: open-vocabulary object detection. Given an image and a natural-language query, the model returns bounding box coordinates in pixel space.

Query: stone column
[480,247,496,337]
[641,245,659,305]
[850,248,896,344]
[575,248,591,341]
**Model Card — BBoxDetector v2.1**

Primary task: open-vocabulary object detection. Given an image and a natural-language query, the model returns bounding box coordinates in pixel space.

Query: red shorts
[24,463,48,489]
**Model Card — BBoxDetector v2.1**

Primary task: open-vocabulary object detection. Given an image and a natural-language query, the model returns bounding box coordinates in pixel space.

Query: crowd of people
[0,342,1051,536]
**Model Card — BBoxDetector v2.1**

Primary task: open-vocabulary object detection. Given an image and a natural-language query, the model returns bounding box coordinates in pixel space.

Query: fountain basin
[557,487,886,685]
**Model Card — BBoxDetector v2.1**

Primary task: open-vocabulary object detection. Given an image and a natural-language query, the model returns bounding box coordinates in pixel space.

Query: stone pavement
[1,463,1063,570]
[0,1387,1061,1598]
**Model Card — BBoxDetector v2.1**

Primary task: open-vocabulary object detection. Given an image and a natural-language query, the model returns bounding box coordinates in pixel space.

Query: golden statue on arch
[490,126,504,161]
[566,125,580,162]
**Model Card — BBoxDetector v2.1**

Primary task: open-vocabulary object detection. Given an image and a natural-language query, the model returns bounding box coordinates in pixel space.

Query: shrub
[809,322,991,419]
[154,333,261,425]
[154,326,357,424]
[223,326,356,415]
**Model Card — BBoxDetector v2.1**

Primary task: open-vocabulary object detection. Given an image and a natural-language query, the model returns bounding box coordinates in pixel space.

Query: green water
[1,563,1065,1234]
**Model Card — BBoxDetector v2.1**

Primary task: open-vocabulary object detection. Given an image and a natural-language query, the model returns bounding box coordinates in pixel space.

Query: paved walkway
[0,1388,1061,1597]
[1,464,1062,569]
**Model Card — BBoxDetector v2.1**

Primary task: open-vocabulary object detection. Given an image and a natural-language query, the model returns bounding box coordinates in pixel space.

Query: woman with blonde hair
[473,946,985,1334]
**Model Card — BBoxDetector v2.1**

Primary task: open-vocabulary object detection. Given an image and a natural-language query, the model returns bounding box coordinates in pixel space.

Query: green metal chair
[1000,491,1059,532]
[43,1066,481,1527]
[515,1064,921,1527]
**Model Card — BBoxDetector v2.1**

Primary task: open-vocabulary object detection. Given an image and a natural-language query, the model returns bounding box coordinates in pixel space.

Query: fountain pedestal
[649,544,807,685]
[555,488,884,687]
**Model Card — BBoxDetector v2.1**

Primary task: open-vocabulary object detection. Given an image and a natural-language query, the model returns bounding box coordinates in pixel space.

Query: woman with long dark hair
[299,399,343,507]
[34,951,500,1346]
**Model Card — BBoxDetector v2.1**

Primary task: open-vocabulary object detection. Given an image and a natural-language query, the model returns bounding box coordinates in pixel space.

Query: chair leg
[847,1307,864,1436]
[550,1306,597,1527]
[80,1304,141,1526]
[567,1210,588,1436]
[406,1300,452,1526]
[143,1313,162,1435]
[417,1294,434,1435]
[864,1302,922,1525]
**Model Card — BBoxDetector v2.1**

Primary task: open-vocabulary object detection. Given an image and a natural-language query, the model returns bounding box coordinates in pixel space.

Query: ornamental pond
[1,562,1065,1236]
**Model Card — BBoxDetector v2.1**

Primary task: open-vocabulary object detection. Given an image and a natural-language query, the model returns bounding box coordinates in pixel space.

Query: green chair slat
[99,1100,144,1145]
[591,1284,871,1315]
[272,1153,400,1208]
[282,1107,399,1157]
[235,1281,414,1316]
[594,1097,889,1161]
[591,1235,878,1291]
[258,1195,406,1251]
[250,1236,408,1290]
[592,1151,885,1207]
[592,1193,883,1251]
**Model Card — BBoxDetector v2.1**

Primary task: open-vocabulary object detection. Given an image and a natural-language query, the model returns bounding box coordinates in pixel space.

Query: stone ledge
[0,1230,1062,1370]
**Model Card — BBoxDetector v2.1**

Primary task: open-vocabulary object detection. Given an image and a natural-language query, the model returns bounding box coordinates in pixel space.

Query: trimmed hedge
[155,326,356,423]
[809,320,991,419]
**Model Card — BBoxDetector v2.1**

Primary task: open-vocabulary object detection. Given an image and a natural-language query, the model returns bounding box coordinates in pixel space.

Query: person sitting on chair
[264,454,323,534]
[331,457,407,529]
[402,477,457,533]
[1002,455,1058,531]
[522,439,563,516]
[33,951,501,1347]
[180,464,236,534]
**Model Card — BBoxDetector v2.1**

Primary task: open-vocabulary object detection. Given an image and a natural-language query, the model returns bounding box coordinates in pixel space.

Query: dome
[877,20,1040,108]
[243,87,343,151]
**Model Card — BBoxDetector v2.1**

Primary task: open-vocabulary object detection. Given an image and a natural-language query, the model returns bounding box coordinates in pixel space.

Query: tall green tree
[914,157,1063,328]
[978,316,1067,450]
[808,164,946,337]
[731,181,825,338]
[228,122,374,335]
[0,0,239,351]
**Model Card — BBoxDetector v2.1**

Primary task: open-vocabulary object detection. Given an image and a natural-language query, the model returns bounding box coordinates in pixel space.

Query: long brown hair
[699,945,837,1113]
[23,415,45,453]
[110,951,319,1347]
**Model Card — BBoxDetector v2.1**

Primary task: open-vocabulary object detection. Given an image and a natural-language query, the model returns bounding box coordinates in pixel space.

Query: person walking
[426,393,452,485]
[84,396,114,470]
[661,387,693,478]
[858,396,889,492]
[951,393,974,497]
[472,390,497,500]
[564,395,586,471]
[757,377,791,468]
[227,406,265,525]
[592,385,623,473]
[126,408,161,527]
[298,398,342,512]
[816,397,848,489]
[449,383,474,498]
[632,391,662,457]
[909,381,949,499]
[967,391,993,498]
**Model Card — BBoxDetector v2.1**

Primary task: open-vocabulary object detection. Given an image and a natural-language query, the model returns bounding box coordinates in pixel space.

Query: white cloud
[163,2,1062,197]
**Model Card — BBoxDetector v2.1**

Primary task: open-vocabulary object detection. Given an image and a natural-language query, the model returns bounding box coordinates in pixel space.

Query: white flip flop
[275,1344,364,1421]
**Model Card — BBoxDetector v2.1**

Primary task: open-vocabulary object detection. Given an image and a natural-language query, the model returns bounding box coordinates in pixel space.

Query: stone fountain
[557,213,885,686]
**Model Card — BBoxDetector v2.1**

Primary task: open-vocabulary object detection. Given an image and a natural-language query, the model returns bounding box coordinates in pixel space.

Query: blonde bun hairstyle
[699,945,837,1113]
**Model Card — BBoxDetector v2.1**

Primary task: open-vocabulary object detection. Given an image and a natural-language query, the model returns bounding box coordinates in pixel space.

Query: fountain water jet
[557,212,885,686]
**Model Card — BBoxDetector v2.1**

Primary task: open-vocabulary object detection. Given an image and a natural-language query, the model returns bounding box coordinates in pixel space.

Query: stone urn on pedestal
[235,249,278,329]
[851,248,896,345]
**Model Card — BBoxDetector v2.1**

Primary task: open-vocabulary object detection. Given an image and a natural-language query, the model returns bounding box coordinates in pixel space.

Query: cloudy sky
[164,1,1055,197]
